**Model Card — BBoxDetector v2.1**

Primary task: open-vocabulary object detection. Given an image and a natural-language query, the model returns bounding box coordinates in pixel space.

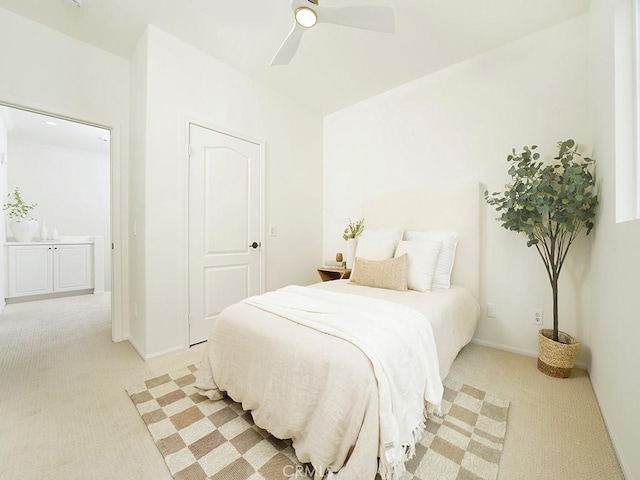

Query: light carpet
[126,366,509,480]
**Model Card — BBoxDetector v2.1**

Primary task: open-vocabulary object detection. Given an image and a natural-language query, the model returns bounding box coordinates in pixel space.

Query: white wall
[324,16,592,362]
[127,28,149,355]
[588,1,640,478]
[130,26,323,357]
[0,114,8,309]
[0,6,130,340]
[6,139,111,290]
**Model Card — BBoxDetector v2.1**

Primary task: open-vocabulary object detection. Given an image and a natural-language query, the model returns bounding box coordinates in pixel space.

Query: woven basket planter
[537,329,580,378]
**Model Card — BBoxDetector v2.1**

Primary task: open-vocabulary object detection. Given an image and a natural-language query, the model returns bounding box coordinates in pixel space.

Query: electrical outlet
[532,309,543,325]
[486,303,496,318]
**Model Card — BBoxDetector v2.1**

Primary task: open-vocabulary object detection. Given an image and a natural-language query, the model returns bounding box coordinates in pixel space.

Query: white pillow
[394,240,442,292]
[405,230,459,289]
[354,236,398,261]
[354,228,402,276]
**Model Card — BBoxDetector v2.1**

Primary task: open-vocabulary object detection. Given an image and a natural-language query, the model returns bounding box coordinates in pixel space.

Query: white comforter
[195,283,479,479]
[244,286,443,478]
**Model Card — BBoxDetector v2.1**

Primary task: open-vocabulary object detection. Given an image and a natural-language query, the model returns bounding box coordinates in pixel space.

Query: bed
[195,181,483,479]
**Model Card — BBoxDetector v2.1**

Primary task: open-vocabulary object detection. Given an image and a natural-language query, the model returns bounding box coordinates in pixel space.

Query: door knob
[250,242,261,249]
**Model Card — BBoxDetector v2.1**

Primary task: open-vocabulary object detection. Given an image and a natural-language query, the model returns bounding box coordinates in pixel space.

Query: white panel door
[188,124,262,345]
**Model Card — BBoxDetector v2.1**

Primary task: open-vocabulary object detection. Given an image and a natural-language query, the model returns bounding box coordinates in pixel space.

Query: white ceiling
[0,0,590,115]
[0,105,110,156]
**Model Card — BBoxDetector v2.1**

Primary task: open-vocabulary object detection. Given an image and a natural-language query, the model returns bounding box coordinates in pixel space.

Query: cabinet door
[53,244,93,292]
[7,246,54,297]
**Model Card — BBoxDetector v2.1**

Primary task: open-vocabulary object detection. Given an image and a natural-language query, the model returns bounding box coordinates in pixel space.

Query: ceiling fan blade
[270,23,306,66]
[316,5,395,33]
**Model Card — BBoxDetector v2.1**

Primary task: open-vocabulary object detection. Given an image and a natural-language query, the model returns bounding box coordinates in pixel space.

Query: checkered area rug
[404,381,509,480]
[126,365,509,480]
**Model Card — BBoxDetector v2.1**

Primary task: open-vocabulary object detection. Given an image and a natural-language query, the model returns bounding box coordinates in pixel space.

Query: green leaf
[485,139,599,334]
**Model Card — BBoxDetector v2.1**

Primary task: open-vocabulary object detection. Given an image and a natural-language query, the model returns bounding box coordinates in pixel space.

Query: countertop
[5,236,95,246]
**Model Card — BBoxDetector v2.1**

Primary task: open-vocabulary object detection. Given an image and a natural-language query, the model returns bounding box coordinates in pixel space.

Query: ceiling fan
[271,0,395,66]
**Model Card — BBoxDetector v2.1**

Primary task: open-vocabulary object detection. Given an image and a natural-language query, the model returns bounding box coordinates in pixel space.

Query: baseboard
[126,336,146,360]
[125,336,186,361]
[5,289,94,304]
[470,337,589,371]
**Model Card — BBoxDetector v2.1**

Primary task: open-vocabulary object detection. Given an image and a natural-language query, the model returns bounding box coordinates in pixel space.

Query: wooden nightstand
[317,267,351,282]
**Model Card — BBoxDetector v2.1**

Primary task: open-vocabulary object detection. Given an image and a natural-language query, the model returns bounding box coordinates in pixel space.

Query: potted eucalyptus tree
[485,140,598,378]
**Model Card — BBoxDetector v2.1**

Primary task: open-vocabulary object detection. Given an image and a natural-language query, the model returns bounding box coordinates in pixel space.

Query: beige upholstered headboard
[363,181,483,300]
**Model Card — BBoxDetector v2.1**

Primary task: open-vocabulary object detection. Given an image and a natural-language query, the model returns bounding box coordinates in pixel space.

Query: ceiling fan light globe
[295,7,317,28]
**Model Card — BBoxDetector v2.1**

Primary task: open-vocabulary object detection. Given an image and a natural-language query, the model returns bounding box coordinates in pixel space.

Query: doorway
[0,102,115,334]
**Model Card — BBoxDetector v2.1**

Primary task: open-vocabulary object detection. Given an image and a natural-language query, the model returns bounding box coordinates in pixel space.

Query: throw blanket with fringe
[244,285,443,480]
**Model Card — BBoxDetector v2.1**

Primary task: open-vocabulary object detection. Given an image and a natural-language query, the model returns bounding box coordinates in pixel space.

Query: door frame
[0,100,123,341]
[181,118,266,349]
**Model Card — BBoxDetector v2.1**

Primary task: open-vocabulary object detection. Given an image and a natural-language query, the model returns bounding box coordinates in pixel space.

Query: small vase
[40,221,48,241]
[52,225,59,240]
[9,218,39,242]
[345,238,357,269]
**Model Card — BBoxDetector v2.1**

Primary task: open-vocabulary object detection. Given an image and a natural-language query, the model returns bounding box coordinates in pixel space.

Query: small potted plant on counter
[3,187,39,242]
